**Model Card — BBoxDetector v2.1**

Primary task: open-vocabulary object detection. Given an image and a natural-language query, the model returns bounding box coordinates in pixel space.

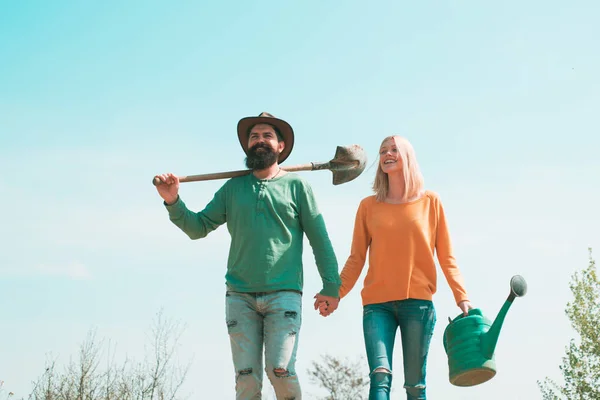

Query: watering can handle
[447,308,483,325]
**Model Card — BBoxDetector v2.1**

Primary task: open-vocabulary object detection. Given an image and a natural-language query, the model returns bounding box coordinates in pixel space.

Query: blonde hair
[372,136,424,202]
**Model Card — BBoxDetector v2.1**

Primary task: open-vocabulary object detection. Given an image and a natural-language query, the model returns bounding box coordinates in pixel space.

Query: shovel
[152,144,367,186]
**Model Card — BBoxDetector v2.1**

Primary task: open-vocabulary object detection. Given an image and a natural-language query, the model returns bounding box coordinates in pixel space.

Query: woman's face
[379,138,402,174]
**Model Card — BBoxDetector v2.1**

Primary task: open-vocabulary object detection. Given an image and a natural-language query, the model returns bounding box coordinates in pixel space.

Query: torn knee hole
[226,320,237,328]
[273,368,291,377]
[372,367,392,375]
[284,311,298,318]
[238,368,253,376]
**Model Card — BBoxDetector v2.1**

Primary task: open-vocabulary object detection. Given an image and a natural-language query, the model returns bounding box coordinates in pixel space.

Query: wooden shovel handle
[152,163,316,186]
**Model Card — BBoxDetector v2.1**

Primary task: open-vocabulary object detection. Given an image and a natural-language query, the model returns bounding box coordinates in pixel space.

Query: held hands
[154,173,180,205]
[313,296,471,317]
[458,300,473,316]
[313,293,340,317]
[314,296,472,317]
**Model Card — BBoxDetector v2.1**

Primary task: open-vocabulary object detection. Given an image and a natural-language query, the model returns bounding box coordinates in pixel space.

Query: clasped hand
[313,293,340,317]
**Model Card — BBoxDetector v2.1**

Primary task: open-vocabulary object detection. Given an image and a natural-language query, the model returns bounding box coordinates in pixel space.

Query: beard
[245,143,279,170]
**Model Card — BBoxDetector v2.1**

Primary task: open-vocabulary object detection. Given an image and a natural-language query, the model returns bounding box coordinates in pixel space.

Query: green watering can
[443,275,527,387]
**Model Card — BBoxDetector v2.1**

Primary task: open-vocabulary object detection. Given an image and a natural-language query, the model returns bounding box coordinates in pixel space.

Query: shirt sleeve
[297,181,341,297]
[164,183,228,239]
[435,196,469,305]
[339,199,370,299]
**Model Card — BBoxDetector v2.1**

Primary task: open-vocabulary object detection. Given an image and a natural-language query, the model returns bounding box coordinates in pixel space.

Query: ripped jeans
[225,290,302,400]
[363,299,436,400]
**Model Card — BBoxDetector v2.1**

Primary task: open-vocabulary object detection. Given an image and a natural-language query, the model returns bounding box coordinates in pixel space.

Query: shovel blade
[329,145,368,185]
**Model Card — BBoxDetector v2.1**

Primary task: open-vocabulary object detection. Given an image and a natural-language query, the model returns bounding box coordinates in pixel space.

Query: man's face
[248,124,284,153]
[245,124,285,170]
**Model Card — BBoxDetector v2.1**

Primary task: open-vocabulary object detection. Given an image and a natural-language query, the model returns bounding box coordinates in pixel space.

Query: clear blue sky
[1,1,599,399]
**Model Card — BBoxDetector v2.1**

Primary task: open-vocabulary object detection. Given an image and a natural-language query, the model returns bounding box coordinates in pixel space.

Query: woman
[323,135,472,400]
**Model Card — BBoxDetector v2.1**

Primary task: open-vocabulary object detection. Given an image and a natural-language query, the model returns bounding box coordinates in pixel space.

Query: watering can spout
[481,275,528,359]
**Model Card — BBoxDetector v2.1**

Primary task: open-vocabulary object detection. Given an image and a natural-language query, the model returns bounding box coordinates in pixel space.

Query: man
[154,112,341,399]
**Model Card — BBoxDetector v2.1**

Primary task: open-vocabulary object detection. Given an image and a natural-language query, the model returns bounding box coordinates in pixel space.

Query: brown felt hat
[237,112,295,164]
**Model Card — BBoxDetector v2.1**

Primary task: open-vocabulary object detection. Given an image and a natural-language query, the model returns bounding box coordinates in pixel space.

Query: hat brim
[237,116,294,164]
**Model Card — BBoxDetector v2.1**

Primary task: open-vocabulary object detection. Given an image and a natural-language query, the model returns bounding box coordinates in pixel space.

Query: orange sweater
[339,191,469,306]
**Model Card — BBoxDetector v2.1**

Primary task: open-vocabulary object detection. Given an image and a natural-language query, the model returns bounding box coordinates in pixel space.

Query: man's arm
[165,190,227,239]
[156,173,228,240]
[297,182,341,298]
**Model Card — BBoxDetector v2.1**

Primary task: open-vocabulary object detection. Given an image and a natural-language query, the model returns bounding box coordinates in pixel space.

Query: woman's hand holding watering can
[458,300,473,316]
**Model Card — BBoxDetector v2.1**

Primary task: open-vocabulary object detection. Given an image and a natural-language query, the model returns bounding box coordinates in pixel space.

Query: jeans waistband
[226,289,303,296]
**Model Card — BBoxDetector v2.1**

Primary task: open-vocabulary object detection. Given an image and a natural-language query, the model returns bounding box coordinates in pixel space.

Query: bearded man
[154,112,341,400]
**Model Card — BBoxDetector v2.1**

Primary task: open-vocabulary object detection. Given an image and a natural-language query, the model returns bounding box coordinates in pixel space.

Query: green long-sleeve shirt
[164,172,341,297]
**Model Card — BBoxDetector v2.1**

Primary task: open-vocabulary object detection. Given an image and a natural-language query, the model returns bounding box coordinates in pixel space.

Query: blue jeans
[225,290,302,400]
[363,299,436,400]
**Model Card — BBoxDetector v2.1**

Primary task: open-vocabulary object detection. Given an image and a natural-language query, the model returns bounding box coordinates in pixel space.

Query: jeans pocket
[225,292,248,334]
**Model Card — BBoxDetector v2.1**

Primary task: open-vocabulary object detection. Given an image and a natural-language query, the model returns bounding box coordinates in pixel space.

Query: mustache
[249,143,272,152]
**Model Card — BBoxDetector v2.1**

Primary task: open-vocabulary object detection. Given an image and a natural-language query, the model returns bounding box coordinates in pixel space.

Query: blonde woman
[323,136,473,400]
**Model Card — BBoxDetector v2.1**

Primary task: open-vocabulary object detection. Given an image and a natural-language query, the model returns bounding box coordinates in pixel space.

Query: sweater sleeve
[435,196,469,305]
[165,183,228,240]
[297,181,341,298]
[339,199,371,299]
